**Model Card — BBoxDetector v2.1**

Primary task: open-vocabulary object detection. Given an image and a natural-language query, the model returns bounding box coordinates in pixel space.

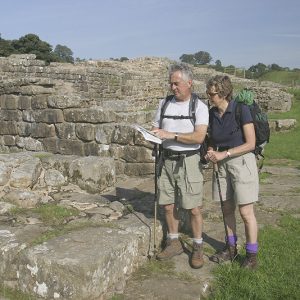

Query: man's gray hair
[169,63,193,81]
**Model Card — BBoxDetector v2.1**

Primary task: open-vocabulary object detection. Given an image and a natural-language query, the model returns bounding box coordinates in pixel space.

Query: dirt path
[115,162,300,300]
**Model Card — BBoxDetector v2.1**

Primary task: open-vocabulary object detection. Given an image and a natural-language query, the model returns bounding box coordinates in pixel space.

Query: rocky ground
[116,160,300,300]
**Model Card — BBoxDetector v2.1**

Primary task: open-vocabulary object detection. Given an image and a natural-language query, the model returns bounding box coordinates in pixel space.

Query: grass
[207,215,300,300]
[264,88,300,163]
[0,285,36,300]
[259,70,300,86]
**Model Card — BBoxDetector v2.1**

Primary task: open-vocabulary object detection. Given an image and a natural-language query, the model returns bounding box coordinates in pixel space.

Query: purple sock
[227,235,237,246]
[246,242,258,253]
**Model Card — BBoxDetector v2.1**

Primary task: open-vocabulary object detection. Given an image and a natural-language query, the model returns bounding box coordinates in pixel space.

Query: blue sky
[1,0,300,68]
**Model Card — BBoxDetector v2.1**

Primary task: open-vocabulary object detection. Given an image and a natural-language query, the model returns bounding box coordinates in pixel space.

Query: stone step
[0,213,161,299]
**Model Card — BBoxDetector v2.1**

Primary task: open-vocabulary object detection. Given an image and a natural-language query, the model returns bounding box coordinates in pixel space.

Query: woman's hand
[206,150,227,163]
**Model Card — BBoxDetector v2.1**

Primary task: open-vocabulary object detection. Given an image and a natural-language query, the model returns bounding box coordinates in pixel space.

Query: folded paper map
[132,124,162,144]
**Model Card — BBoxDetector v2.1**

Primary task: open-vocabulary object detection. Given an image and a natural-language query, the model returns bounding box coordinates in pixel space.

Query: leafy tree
[0,38,14,57]
[119,56,129,62]
[194,51,212,65]
[53,44,74,63]
[248,63,268,78]
[215,60,222,67]
[11,33,54,63]
[269,63,282,71]
[179,54,195,64]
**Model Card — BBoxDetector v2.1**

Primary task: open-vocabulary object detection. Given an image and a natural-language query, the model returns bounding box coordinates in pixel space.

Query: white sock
[193,238,203,244]
[168,233,179,240]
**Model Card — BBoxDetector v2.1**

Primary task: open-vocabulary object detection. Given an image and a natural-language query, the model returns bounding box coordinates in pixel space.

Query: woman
[205,75,259,269]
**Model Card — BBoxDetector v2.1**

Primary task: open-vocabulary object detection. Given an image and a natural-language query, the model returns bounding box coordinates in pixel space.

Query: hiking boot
[156,238,183,261]
[210,245,238,264]
[191,242,204,269]
[241,252,258,270]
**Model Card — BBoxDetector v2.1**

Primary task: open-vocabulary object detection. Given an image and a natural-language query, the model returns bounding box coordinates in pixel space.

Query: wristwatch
[226,151,231,158]
[174,133,178,141]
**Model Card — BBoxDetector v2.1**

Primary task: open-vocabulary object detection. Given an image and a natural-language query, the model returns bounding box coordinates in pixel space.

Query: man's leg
[156,204,183,260]
[190,206,204,268]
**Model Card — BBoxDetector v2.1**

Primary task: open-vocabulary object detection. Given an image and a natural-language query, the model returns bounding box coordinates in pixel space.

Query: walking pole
[214,162,233,262]
[153,143,159,257]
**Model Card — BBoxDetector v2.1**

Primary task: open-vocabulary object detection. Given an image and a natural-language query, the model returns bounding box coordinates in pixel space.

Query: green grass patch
[0,285,36,300]
[207,215,300,300]
[259,171,272,183]
[264,88,300,163]
[259,70,300,86]
[32,203,79,226]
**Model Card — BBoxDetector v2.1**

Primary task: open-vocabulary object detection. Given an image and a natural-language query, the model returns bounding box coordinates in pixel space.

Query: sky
[1,0,300,69]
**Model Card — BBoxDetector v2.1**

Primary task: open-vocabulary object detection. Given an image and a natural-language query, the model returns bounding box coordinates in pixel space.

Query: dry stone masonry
[0,54,295,299]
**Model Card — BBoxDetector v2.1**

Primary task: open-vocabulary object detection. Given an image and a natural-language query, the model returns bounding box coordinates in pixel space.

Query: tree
[179,54,195,64]
[194,51,212,65]
[248,63,268,78]
[11,33,54,63]
[269,63,282,71]
[0,38,14,57]
[53,44,74,63]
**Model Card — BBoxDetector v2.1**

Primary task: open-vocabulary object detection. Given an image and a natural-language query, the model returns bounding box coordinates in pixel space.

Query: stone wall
[0,54,293,177]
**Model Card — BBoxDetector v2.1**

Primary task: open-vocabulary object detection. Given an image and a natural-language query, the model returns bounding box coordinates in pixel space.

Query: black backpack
[159,93,209,164]
[235,89,270,161]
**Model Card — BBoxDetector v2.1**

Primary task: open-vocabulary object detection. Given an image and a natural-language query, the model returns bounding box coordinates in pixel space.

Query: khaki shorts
[158,154,203,209]
[212,152,259,205]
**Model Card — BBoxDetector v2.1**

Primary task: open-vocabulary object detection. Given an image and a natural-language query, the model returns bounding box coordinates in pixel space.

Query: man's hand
[151,129,175,140]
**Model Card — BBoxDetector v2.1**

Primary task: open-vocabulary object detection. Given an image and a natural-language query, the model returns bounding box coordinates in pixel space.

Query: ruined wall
[0,54,292,176]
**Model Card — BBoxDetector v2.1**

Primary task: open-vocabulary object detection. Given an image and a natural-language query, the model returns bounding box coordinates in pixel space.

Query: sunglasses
[206,91,219,97]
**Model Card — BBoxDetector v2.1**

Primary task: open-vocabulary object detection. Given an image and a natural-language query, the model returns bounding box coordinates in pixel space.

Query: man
[151,63,208,268]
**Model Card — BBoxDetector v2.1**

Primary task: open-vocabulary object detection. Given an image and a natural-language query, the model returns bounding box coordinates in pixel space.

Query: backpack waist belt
[162,149,199,159]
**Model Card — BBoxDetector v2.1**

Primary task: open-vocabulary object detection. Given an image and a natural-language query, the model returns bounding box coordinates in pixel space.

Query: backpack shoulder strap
[189,93,198,127]
[159,95,173,129]
[234,101,242,128]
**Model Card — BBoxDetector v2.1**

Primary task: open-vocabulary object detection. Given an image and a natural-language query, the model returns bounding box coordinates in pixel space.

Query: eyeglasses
[206,91,219,97]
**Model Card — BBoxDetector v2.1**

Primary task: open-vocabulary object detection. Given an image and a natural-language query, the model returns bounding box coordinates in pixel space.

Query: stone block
[31,123,56,138]
[17,122,32,137]
[69,156,115,193]
[42,138,59,153]
[18,96,32,110]
[124,162,154,176]
[111,125,135,145]
[3,135,16,146]
[0,121,18,135]
[0,110,22,121]
[56,123,77,139]
[64,108,116,123]
[31,95,48,109]
[1,95,18,109]
[32,109,64,123]
[75,123,95,141]
[58,139,85,156]
[95,124,114,144]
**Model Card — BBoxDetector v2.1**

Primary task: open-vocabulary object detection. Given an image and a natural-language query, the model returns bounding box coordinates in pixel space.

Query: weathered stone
[111,125,135,145]
[0,162,11,186]
[44,169,66,187]
[0,94,18,109]
[3,190,40,208]
[124,163,154,176]
[109,201,125,213]
[69,157,115,193]
[18,95,31,110]
[17,122,32,136]
[0,201,16,214]
[10,157,42,188]
[31,109,64,123]
[3,135,16,146]
[47,94,83,109]
[31,123,56,138]
[0,110,22,121]
[64,108,116,123]
[55,123,77,139]
[95,124,114,144]
[18,137,44,151]
[75,123,95,141]
[276,119,297,131]
[57,139,85,156]
[31,95,49,109]
[0,121,18,135]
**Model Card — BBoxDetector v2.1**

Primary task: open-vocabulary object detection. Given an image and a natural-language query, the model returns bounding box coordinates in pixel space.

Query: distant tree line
[0,33,74,64]
[179,50,299,79]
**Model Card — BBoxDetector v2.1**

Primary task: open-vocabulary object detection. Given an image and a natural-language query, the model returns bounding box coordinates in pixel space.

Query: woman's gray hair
[168,63,193,81]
